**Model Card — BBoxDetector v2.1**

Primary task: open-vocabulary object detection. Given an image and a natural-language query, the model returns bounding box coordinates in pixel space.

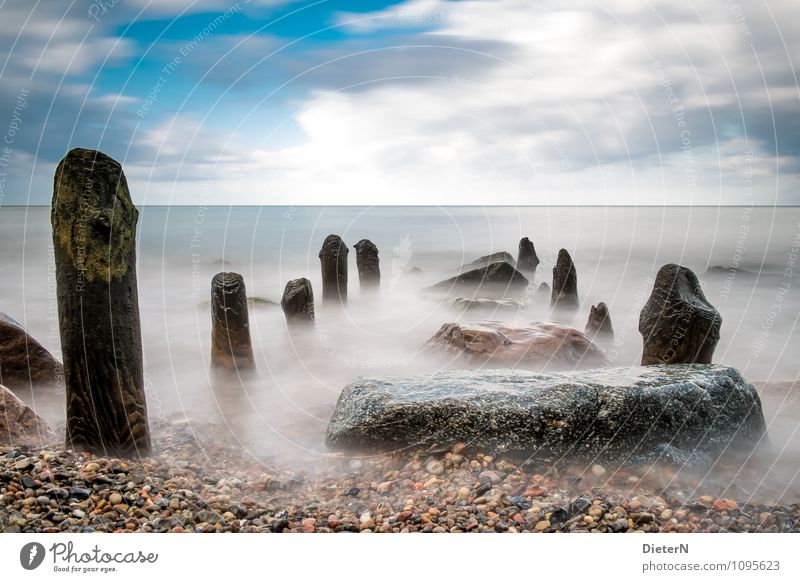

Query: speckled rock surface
[326,365,766,466]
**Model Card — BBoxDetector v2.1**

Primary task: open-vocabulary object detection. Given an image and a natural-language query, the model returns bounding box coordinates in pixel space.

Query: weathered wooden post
[319,235,348,304]
[551,249,579,310]
[353,239,380,291]
[210,272,255,373]
[51,148,150,455]
[281,278,315,325]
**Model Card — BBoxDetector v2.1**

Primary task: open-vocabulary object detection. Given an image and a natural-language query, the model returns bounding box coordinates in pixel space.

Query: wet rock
[517,237,539,273]
[51,148,150,455]
[281,278,315,325]
[639,264,721,365]
[210,272,255,373]
[424,262,529,299]
[325,365,766,466]
[424,321,608,370]
[551,249,579,310]
[0,313,63,391]
[460,252,516,271]
[319,235,348,305]
[353,239,380,291]
[451,298,523,313]
[0,384,56,446]
[585,302,613,339]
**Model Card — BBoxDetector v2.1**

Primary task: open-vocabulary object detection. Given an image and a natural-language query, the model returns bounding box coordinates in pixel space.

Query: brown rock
[425,321,608,370]
[1,384,56,445]
[0,313,63,390]
[639,264,721,365]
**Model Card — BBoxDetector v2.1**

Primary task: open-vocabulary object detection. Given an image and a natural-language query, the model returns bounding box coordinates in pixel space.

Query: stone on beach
[460,252,516,271]
[0,312,63,391]
[281,278,315,325]
[424,262,529,299]
[585,302,614,339]
[353,239,380,291]
[319,235,349,304]
[551,249,579,310]
[425,321,607,370]
[211,272,256,373]
[325,365,767,466]
[51,148,150,455]
[639,264,721,365]
[1,384,55,446]
[517,237,540,273]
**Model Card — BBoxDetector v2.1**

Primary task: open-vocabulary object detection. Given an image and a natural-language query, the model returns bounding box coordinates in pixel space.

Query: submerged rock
[1,384,56,445]
[537,282,550,296]
[424,262,529,299]
[551,249,579,310]
[639,264,721,365]
[325,365,767,466]
[0,313,63,391]
[585,302,614,339]
[425,321,607,370]
[460,252,516,271]
[451,298,523,313]
[517,237,540,273]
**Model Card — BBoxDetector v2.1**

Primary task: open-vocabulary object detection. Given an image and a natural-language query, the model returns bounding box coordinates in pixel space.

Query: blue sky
[1,0,799,205]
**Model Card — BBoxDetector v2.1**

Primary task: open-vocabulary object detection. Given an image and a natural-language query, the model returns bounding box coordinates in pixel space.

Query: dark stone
[572,497,592,513]
[319,235,348,304]
[639,264,721,365]
[585,302,613,339]
[1,384,56,445]
[0,313,63,391]
[517,237,539,272]
[424,262,529,299]
[353,239,380,290]
[325,365,766,467]
[551,249,579,310]
[51,148,150,455]
[69,486,91,500]
[537,282,550,295]
[281,278,315,325]
[342,486,360,497]
[210,272,255,373]
[460,252,516,271]
[425,321,607,370]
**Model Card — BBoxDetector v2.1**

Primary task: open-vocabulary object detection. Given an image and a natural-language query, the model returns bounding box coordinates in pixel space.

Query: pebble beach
[2,420,798,534]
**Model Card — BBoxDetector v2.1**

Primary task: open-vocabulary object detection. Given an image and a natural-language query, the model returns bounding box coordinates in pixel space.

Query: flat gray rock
[325,365,766,466]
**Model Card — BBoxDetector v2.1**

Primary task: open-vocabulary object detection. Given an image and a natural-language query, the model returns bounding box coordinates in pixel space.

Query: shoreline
[2,420,798,533]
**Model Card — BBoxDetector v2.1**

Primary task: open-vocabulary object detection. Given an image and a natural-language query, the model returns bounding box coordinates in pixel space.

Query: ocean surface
[1,205,799,494]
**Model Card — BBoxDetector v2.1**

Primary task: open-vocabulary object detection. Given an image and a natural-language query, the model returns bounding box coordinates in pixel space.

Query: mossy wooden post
[51,148,150,455]
[319,235,348,304]
[210,272,255,372]
[281,278,315,325]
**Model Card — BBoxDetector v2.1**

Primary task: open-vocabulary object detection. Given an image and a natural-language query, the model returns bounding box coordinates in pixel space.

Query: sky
[0,0,798,206]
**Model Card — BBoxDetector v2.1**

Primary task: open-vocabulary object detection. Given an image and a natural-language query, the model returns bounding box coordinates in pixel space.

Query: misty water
[1,205,799,501]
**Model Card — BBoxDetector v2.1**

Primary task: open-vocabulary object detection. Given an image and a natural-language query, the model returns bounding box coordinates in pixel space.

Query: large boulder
[424,262,529,299]
[1,384,56,445]
[639,264,721,365]
[425,321,607,370]
[325,365,767,466]
[460,252,516,271]
[0,313,63,391]
[517,237,540,273]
